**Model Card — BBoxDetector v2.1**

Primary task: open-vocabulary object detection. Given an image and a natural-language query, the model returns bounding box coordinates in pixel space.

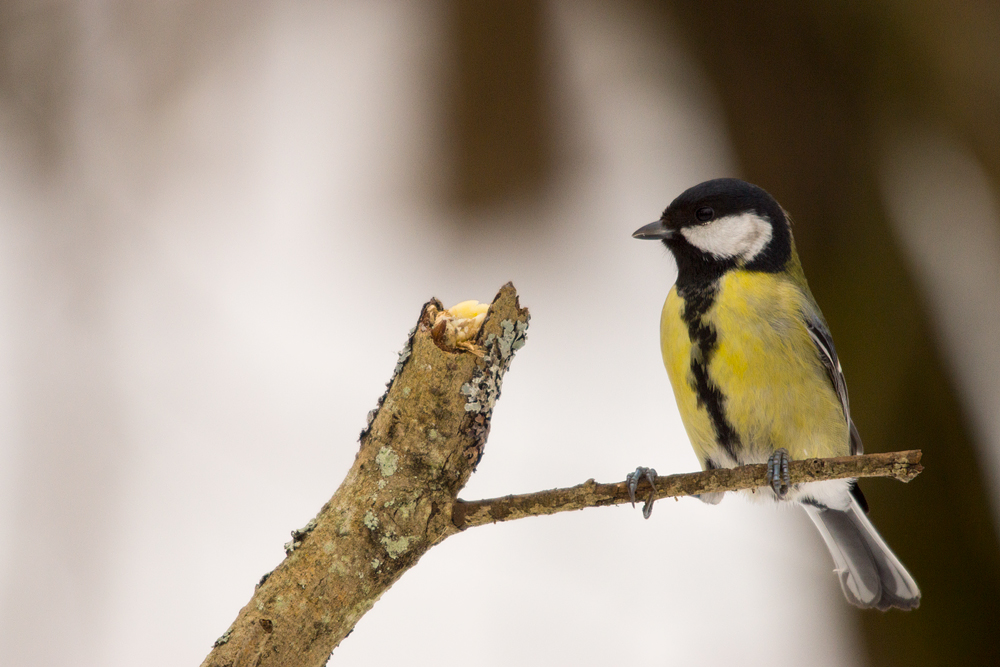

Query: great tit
[632,178,920,611]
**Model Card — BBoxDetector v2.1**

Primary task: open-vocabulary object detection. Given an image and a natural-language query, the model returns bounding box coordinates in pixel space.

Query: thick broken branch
[202,284,530,667]
[451,450,923,529]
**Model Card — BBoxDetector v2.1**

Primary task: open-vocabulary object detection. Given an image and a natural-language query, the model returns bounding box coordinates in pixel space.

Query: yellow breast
[660,271,849,468]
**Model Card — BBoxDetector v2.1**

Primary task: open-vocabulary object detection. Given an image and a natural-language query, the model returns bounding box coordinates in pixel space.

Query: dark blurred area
[0,1,73,170]
[655,1,1000,665]
[445,1,1000,663]
[444,1,553,212]
[1,2,998,666]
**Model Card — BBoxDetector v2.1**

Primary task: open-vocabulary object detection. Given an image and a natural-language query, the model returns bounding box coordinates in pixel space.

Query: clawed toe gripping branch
[201,283,923,667]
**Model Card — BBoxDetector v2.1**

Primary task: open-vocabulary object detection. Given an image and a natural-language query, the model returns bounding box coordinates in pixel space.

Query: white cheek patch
[680,212,773,261]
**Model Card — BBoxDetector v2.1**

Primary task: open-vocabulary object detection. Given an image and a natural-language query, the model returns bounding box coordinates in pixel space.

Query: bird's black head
[633,178,792,286]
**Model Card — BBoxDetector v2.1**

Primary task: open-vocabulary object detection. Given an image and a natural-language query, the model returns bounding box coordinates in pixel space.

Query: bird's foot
[626,466,658,519]
[765,448,792,498]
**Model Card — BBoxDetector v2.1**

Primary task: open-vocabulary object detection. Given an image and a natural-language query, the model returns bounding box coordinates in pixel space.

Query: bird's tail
[802,496,920,611]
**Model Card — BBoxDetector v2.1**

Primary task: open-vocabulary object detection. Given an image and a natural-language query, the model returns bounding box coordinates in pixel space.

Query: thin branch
[452,450,922,529]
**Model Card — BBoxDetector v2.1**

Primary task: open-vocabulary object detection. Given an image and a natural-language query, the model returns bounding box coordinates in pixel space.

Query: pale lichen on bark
[458,313,528,467]
[201,284,530,667]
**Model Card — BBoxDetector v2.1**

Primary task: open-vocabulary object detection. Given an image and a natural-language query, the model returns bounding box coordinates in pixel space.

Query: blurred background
[0,1,997,665]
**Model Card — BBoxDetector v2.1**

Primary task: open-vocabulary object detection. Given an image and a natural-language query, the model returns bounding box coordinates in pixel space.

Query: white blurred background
[0,2,997,666]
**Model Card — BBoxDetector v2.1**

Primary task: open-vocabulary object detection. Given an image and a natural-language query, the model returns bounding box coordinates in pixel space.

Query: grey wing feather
[805,317,863,455]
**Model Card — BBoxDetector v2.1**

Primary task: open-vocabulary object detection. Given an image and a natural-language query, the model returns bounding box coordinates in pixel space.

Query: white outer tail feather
[802,495,920,611]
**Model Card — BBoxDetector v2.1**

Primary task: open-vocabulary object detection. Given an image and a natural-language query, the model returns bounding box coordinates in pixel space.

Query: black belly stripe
[679,281,741,462]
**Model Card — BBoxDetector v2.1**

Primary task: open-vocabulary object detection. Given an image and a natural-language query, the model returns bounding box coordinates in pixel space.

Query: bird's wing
[806,317,863,455]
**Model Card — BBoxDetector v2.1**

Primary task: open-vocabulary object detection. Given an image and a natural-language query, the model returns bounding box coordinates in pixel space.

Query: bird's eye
[695,207,714,223]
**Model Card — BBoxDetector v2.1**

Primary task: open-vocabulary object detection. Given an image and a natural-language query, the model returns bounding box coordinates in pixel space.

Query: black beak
[632,220,674,240]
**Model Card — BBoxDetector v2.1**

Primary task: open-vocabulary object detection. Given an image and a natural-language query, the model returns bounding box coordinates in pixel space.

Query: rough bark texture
[453,450,922,529]
[201,283,529,667]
